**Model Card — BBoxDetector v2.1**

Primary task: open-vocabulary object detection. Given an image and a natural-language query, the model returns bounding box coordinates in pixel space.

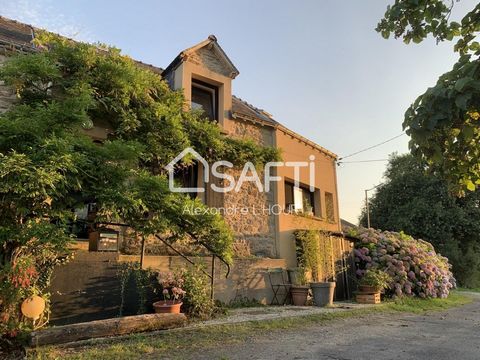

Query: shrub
[294,230,341,282]
[117,263,159,316]
[177,265,218,319]
[0,227,71,337]
[351,228,455,298]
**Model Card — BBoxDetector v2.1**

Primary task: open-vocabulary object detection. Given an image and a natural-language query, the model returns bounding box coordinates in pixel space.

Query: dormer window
[191,79,218,121]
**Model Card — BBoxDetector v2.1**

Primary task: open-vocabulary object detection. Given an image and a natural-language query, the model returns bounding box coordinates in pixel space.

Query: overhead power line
[338,133,405,161]
[337,159,389,165]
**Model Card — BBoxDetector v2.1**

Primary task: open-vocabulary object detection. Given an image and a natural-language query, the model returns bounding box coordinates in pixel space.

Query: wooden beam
[29,313,187,347]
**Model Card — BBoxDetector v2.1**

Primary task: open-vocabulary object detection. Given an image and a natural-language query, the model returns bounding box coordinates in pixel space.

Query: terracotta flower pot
[153,300,183,314]
[290,285,309,306]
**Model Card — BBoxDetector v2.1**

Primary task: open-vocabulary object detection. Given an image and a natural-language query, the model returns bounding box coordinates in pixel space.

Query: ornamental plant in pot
[358,269,392,293]
[153,272,186,314]
[295,230,339,307]
[289,267,310,306]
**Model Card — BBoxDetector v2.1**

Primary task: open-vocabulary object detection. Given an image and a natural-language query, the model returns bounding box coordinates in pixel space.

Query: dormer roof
[163,35,239,79]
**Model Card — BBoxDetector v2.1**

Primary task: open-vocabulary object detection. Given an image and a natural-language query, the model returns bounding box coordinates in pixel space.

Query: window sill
[288,212,326,222]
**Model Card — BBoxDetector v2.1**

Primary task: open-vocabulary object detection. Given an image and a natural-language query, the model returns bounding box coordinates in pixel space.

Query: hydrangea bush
[351,228,455,298]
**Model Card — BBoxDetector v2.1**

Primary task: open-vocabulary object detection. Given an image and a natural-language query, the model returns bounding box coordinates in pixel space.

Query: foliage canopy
[378,1,480,193]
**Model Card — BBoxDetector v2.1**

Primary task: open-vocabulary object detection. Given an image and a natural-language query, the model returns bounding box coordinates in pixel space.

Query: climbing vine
[0,32,279,337]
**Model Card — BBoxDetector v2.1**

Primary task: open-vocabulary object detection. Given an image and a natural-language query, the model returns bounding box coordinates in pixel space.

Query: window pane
[293,186,303,212]
[192,84,215,120]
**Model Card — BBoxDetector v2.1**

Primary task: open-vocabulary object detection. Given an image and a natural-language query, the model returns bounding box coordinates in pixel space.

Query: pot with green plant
[153,272,186,314]
[288,267,310,306]
[358,269,392,293]
[295,230,340,307]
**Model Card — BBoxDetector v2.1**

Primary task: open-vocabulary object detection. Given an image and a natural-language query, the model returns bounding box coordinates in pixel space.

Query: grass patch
[456,287,480,293]
[28,291,473,360]
[383,291,472,313]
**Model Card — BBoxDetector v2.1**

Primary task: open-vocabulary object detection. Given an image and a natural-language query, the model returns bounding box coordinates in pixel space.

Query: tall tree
[378,1,480,194]
[360,154,480,287]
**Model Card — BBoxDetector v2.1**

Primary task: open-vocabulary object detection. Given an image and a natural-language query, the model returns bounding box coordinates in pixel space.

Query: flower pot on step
[290,285,309,306]
[310,282,335,307]
[153,300,183,314]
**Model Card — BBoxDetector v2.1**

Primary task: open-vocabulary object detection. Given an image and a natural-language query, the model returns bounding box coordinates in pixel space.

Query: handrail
[154,234,212,280]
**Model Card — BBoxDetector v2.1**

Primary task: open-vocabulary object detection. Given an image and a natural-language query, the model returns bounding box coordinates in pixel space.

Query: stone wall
[189,46,232,78]
[224,118,277,258]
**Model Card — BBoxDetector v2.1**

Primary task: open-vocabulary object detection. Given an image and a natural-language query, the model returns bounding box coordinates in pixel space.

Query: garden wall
[48,250,286,325]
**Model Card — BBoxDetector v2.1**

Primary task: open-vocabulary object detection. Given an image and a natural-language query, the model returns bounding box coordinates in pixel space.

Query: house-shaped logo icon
[165,147,209,193]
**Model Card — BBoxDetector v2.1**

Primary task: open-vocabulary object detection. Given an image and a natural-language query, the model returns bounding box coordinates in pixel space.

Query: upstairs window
[285,181,317,215]
[191,79,218,121]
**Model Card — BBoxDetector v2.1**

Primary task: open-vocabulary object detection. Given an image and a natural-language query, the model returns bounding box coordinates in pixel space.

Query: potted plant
[153,272,186,314]
[295,230,340,307]
[288,267,309,306]
[358,269,391,293]
[310,235,345,307]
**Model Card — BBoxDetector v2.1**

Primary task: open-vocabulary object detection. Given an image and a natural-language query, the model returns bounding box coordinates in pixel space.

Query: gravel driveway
[194,293,480,360]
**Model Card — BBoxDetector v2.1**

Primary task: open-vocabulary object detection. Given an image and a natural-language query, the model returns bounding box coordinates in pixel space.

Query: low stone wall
[49,250,286,325]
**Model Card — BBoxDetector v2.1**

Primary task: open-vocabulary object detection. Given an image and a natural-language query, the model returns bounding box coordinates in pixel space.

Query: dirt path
[190,294,480,360]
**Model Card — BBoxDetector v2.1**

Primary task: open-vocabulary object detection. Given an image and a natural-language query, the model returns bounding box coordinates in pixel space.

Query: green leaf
[455,77,472,92]
[455,93,471,110]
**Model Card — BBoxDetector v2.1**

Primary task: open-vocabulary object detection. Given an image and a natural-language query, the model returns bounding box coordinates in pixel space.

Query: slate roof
[0,16,36,51]
[341,219,358,231]
[231,95,279,126]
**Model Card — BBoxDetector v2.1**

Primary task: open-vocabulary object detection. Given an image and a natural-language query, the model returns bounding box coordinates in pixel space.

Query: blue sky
[1,0,475,223]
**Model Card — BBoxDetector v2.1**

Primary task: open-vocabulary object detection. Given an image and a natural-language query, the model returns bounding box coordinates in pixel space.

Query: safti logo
[165,147,316,193]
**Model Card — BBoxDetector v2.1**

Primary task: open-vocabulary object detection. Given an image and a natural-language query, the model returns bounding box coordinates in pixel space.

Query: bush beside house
[351,227,456,298]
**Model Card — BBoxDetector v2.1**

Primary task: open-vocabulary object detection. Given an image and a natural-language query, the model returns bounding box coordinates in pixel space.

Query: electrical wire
[338,133,405,161]
[337,159,389,165]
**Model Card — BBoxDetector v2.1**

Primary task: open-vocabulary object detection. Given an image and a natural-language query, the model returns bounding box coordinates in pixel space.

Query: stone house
[159,35,341,267]
[0,17,350,320]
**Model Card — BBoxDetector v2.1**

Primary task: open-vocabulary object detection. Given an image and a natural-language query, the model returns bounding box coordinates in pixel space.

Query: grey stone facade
[224,118,277,258]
